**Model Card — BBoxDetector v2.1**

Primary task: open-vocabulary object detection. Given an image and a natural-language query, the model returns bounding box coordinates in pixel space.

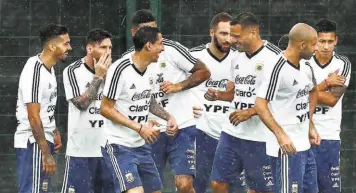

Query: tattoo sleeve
[330,86,346,100]
[149,96,171,121]
[71,76,103,111]
[177,59,211,91]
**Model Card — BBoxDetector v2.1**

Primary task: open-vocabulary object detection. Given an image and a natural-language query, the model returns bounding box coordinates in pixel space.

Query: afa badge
[255,63,263,71]
[125,172,134,183]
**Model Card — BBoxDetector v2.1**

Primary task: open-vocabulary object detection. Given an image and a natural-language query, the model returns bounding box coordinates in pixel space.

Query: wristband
[324,79,330,87]
[138,124,143,133]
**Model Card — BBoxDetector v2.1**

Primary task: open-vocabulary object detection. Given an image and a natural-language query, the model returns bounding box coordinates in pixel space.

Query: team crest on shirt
[156,73,164,84]
[125,172,134,183]
[292,182,298,193]
[42,180,48,191]
[68,187,75,193]
[160,61,167,69]
[255,63,263,71]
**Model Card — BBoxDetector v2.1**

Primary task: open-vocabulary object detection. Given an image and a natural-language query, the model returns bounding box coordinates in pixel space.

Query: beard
[214,35,230,53]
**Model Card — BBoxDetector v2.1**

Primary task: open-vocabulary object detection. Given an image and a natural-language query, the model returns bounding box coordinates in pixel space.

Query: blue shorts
[311,140,341,193]
[61,156,115,193]
[16,141,55,193]
[194,129,246,193]
[272,149,318,193]
[211,132,273,192]
[101,143,162,193]
[151,125,196,179]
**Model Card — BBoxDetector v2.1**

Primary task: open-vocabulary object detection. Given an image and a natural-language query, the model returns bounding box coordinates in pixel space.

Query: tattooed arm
[71,76,103,111]
[317,86,346,107]
[149,96,171,121]
[178,59,211,91]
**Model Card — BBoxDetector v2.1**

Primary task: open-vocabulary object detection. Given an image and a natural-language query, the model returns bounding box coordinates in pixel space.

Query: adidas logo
[86,82,90,88]
[293,79,298,86]
[266,180,274,186]
[332,182,339,188]
[130,84,136,89]
[235,64,239,69]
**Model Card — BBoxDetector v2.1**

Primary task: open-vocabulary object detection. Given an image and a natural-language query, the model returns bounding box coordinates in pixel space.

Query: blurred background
[0,0,355,192]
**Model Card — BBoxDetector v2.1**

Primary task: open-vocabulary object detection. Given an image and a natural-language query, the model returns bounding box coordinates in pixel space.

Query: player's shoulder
[163,38,189,51]
[263,40,282,56]
[120,46,134,58]
[63,58,84,75]
[189,44,207,52]
[110,57,131,72]
[334,52,351,76]
[21,55,45,76]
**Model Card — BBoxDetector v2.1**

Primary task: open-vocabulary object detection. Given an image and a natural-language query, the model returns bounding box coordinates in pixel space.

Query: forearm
[317,91,338,106]
[177,60,211,91]
[71,77,103,111]
[217,90,234,102]
[255,98,286,137]
[149,97,171,121]
[317,79,329,91]
[100,104,141,132]
[29,116,50,155]
[309,88,318,119]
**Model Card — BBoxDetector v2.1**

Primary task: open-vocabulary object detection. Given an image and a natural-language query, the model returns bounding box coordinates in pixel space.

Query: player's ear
[209,28,214,38]
[48,41,57,52]
[130,28,136,37]
[335,35,338,46]
[145,42,152,52]
[86,44,93,54]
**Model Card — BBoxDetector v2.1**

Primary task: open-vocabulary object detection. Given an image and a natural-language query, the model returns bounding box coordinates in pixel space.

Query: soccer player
[61,29,114,193]
[15,24,71,192]
[206,12,281,193]
[255,23,321,193]
[121,9,211,193]
[189,12,246,193]
[304,19,350,193]
[100,26,178,193]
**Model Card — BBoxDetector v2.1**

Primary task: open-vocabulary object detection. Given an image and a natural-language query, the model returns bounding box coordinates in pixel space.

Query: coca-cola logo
[132,89,152,101]
[234,75,256,85]
[205,78,228,88]
[296,85,310,98]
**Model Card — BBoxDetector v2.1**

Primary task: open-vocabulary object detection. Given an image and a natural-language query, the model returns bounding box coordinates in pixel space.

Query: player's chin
[59,55,69,62]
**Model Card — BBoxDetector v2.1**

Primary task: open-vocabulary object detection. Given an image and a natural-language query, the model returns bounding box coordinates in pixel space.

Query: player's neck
[132,52,150,72]
[246,38,264,56]
[209,43,226,59]
[315,52,333,65]
[85,55,94,70]
[283,48,301,67]
[39,50,57,69]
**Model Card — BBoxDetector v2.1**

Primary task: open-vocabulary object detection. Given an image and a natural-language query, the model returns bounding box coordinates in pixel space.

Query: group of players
[14,8,350,193]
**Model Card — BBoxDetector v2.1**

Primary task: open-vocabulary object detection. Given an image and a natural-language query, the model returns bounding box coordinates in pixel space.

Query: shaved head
[289,23,317,43]
[287,23,318,59]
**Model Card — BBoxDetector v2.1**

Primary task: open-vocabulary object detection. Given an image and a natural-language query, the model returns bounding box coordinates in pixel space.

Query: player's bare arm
[308,87,321,145]
[100,96,160,144]
[229,108,257,125]
[205,81,235,102]
[149,96,178,136]
[27,103,56,175]
[316,70,346,107]
[53,128,62,153]
[71,53,111,110]
[160,59,211,93]
[255,97,296,155]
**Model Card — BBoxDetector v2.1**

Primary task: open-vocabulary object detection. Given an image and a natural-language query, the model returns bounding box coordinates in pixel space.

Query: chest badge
[160,61,167,69]
[255,63,263,71]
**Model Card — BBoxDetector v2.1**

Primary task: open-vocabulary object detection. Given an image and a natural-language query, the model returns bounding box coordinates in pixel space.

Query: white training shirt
[15,54,57,148]
[63,58,106,157]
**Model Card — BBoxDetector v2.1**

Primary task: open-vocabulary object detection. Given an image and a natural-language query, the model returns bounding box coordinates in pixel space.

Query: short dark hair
[86,29,112,45]
[39,23,69,45]
[132,9,156,27]
[133,26,161,52]
[315,18,337,33]
[278,34,289,50]
[231,12,259,27]
[210,12,232,30]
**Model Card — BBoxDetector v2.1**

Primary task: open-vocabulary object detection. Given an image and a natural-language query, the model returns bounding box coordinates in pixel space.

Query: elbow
[329,100,338,107]
[203,68,211,80]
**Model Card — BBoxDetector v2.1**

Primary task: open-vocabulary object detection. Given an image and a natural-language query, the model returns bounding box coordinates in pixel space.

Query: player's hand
[94,52,112,79]
[160,81,181,94]
[139,124,160,144]
[193,106,203,119]
[229,109,252,125]
[204,89,219,101]
[166,116,178,136]
[326,69,345,87]
[276,133,296,155]
[53,130,62,153]
[309,121,321,146]
[148,120,160,127]
[42,153,56,176]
